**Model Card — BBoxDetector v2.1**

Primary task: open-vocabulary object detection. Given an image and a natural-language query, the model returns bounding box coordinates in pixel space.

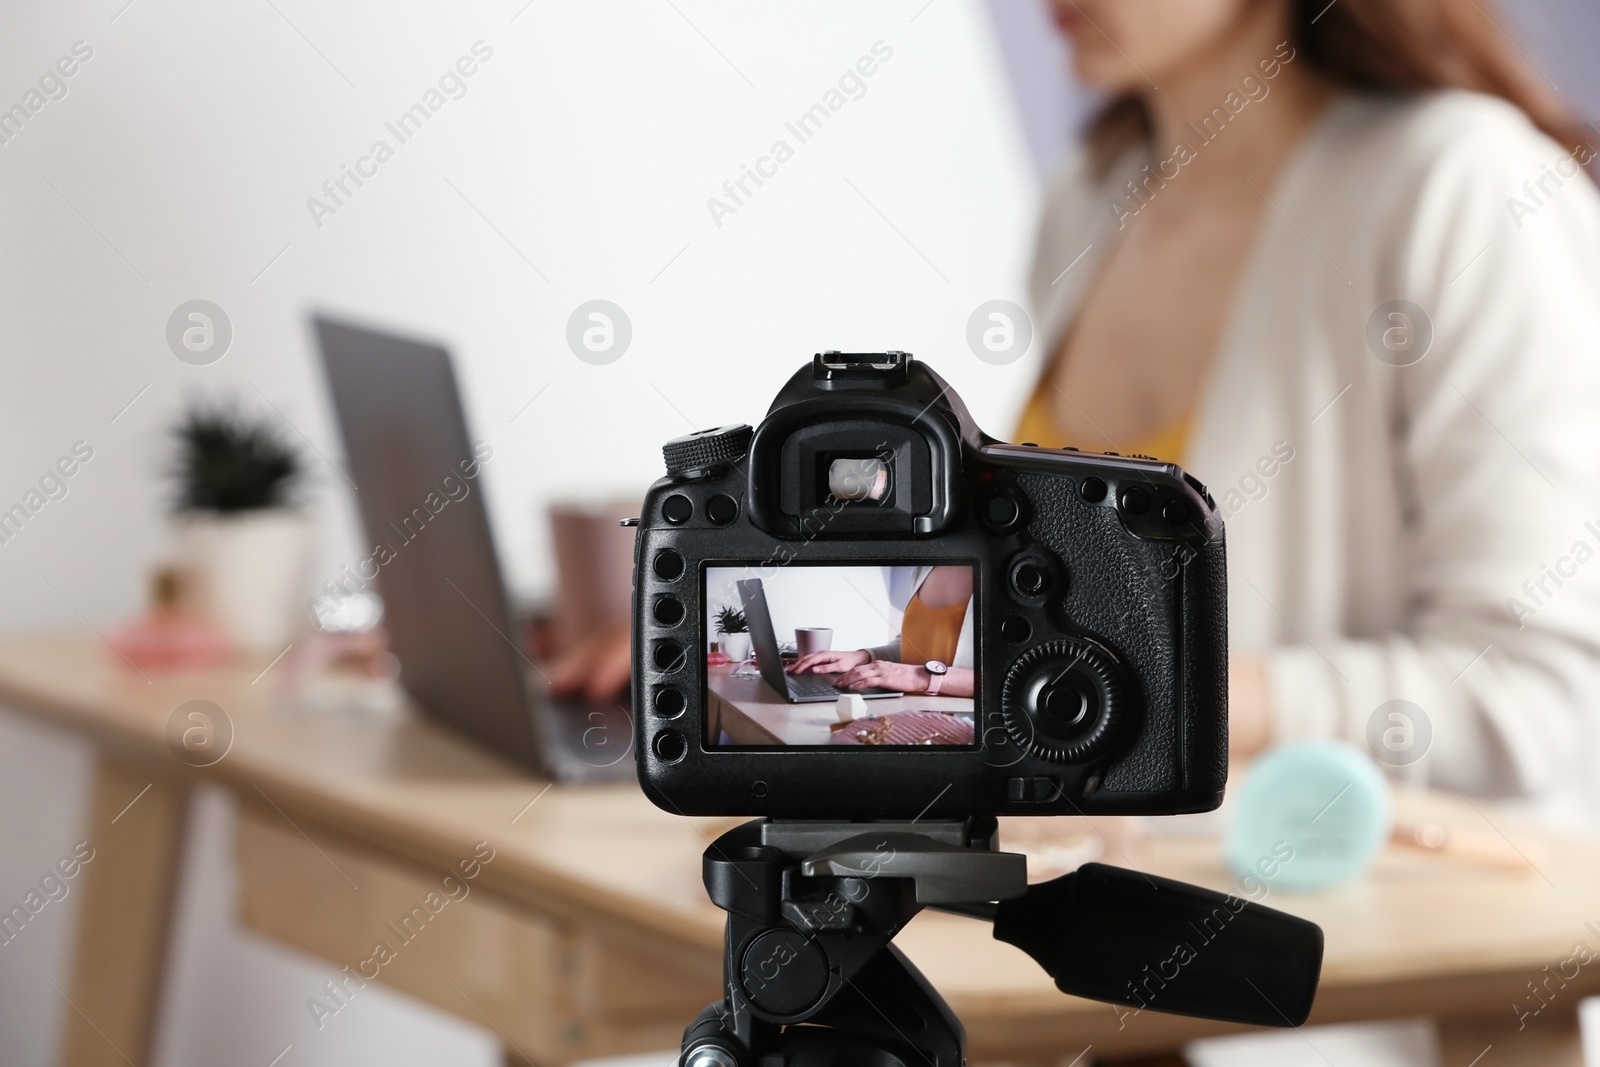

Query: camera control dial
[663,424,753,477]
[1001,638,1124,764]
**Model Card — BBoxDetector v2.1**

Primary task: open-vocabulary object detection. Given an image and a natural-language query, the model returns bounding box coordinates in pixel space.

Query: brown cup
[549,498,640,652]
[795,627,833,658]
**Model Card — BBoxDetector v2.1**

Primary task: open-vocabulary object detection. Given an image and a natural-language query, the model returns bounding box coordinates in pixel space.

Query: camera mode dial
[1001,638,1124,764]
[663,424,753,477]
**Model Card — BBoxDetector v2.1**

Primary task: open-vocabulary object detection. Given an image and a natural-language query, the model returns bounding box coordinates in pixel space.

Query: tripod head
[684,818,1322,1067]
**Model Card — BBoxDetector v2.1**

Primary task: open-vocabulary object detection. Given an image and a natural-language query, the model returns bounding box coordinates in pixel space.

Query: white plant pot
[721,632,751,664]
[175,511,310,650]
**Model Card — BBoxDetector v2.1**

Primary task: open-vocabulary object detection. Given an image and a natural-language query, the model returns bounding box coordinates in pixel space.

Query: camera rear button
[653,549,685,581]
[1011,561,1050,598]
[1119,485,1151,515]
[1000,615,1032,643]
[706,494,739,525]
[653,641,686,672]
[653,731,687,763]
[653,596,685,626]
[984,494,1022,531]
[663,494,694,524]
[653,688,685,718]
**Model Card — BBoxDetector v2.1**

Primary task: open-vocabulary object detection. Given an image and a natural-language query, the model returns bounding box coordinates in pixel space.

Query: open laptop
[736,578,896,703]
[314,315,632,782]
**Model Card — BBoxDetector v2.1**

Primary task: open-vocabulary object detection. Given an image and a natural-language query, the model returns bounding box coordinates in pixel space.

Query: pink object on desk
[107,567,231,672]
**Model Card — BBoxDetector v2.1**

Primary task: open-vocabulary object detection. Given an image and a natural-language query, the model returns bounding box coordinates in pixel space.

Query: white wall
[706,565,902,655]
[0,0,1040,634]
[0,1,1039,1063]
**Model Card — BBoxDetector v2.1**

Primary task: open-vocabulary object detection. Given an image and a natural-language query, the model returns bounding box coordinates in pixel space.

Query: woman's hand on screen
[835,660,928,693]
[788,649,871,675]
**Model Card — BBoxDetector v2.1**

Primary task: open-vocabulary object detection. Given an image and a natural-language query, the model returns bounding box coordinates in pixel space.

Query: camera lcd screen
[703,563,977,748]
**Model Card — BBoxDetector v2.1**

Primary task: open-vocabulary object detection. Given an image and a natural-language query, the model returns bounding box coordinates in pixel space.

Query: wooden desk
[706,663,974,745]
[2,632,1597,1067]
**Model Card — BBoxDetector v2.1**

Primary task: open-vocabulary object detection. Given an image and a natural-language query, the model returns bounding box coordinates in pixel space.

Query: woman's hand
[788,649,871,675]
[548,620,631,703]
[834,660,930,693]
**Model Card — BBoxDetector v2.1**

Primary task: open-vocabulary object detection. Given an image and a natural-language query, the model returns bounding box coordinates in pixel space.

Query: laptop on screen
[736,578,895,703]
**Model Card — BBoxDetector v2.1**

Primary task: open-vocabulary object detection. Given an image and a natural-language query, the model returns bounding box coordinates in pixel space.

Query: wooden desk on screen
[1,632,1597,1067]
[706,663,973,745]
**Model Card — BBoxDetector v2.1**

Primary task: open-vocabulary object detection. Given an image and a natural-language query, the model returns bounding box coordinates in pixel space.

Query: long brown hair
[1087,0,1595,175]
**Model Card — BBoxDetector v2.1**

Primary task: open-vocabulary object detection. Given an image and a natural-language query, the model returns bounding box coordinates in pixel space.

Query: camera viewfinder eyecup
[744,355,968,538]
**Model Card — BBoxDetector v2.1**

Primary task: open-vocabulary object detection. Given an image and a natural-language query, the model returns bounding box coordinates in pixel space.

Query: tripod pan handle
[991,862,1323,1027]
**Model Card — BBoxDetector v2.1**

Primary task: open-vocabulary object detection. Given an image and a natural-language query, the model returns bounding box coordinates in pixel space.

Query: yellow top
[899,590,967,665]
[1014,380,1192,465]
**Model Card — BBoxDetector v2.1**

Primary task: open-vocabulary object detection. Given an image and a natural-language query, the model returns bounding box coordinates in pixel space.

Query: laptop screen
[314,316,546,770]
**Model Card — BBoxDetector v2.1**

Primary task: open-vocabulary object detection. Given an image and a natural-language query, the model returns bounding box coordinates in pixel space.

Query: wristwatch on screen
[924,660,949,696]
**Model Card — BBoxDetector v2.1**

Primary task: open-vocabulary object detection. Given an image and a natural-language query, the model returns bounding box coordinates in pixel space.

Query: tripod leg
[681,999,779,1067]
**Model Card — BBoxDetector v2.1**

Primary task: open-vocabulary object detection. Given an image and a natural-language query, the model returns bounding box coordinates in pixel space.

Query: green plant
[172,406,303,513]
[714,605,747,635]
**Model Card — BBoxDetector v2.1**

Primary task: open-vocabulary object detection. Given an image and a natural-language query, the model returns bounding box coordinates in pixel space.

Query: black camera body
[632,352,1228,820]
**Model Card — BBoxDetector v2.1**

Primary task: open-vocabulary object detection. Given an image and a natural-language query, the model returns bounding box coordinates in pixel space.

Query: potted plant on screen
[171,405,308,650]
[715,605,750,666]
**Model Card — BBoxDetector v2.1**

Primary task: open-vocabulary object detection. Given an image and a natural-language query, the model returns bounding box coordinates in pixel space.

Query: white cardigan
[1027,90,1600,822]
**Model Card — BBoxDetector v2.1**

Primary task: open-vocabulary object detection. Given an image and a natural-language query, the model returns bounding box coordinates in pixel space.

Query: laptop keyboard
[788,674,846,698]
[788,674,891,699]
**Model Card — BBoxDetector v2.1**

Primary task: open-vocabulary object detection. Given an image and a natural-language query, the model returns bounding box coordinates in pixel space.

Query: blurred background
[4,2,1600,1066]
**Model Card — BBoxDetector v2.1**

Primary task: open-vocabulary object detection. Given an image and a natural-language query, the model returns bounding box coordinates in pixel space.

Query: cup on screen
[795,627,833,658]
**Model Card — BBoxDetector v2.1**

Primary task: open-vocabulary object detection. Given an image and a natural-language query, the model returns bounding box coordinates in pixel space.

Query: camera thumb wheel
[1001,638,1124,764]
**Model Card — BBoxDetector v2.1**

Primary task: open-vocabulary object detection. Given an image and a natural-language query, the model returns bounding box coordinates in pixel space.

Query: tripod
[680,818,1323,1067]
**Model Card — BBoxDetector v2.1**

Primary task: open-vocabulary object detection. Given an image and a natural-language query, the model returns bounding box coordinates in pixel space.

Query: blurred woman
[1028,0,1600,817]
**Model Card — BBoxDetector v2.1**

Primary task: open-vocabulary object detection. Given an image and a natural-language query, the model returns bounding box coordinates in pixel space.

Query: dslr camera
[632,352,1227,819]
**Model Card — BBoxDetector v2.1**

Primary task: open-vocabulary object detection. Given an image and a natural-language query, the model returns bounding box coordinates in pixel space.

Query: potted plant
[170,405,308,650]
[714,605,750,665]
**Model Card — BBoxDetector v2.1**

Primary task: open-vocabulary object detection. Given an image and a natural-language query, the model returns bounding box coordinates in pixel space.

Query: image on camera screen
[703,563,977,748]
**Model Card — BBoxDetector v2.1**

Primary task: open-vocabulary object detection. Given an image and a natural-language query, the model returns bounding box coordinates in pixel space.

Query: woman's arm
[863,639,900,664]
[834,662,976,697]
[935,666,975,698]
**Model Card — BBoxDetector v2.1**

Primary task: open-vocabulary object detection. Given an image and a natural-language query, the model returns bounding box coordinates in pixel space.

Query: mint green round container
[1225,741,1392,892]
